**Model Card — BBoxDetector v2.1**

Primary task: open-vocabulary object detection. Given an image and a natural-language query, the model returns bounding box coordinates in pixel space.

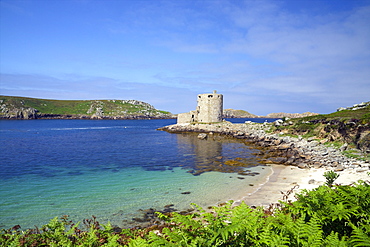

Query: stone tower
[177,90,223,124]
[196,90,223,123]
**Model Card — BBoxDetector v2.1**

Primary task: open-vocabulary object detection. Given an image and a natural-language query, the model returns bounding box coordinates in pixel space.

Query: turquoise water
[0,119,271,229]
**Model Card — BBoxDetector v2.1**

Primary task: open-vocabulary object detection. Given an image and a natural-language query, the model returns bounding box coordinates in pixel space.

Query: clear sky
[1,0,369,115]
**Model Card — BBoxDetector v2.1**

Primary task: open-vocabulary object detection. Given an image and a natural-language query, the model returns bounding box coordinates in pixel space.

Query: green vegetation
[2,173,369,246]
[323,170,340,187]
[293,103,370,123]
[279,103,370,127]
[0,96,171,118]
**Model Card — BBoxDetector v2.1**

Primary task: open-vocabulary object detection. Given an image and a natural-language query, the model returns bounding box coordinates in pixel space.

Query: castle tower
[196,90,223,123]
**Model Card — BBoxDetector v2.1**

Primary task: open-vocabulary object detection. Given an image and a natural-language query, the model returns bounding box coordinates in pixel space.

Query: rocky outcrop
[121,100,155,110]
[0,104,38,119]
[337,101,370,111]
[274,118,370,154]
[158,122,369,173]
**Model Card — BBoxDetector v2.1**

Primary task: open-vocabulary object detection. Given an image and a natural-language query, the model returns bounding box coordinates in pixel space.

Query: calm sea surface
[0,119,275,229]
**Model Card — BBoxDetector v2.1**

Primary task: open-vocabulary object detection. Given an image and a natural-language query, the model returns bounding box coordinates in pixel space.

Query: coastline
[159,121,370,208]
[1,119,368,230]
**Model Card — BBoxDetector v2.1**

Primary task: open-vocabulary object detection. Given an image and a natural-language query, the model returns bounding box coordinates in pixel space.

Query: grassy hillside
[272,102,370,159]
[296,105,370,123]
[0,96,172,119]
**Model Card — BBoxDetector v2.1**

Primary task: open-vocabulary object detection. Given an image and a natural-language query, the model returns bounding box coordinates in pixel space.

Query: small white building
[177,90,223,124]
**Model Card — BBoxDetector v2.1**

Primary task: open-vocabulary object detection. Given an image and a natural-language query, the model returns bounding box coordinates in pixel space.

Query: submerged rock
[197,133,208,139]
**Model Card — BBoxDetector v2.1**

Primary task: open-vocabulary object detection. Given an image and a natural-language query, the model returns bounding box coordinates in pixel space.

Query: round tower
[196,90,223,123]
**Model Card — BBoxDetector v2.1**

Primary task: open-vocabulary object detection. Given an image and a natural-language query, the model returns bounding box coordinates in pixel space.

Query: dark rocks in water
[145,166,167,171]
[132,217,147,223]
[112,226,122,233]
[130,204,195,229]
[181,191,191,194]
[237,170,260,176]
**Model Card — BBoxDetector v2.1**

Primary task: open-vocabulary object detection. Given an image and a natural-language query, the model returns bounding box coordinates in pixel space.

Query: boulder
[298,163,308,169]
[334,164,344,171]
[274,119,284,126]
[197,133,207,140]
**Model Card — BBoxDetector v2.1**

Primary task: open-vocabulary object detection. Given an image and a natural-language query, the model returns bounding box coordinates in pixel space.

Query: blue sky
[1,0,369,115]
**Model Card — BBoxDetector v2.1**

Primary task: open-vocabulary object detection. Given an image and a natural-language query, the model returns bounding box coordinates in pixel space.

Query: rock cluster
[121,100,155,110]
[158,122,369,173]
[125,204,194,229]
[337,101,370,111]
[0,105,38,119]
[275,118,370,154]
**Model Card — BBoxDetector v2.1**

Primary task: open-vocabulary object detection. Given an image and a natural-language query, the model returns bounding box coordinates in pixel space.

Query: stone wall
[177,111,197,124]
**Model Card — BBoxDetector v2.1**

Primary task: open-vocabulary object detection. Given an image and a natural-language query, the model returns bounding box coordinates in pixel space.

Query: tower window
[208,95,213,98]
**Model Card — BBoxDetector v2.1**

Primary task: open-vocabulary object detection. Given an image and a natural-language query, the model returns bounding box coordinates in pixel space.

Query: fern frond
[128,236,151,247]
[171,213,202,230]
[321,231,348,247]
[349,220,370,247]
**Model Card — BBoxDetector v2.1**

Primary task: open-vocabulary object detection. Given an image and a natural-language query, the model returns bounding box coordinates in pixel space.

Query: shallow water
[0,119,272,229]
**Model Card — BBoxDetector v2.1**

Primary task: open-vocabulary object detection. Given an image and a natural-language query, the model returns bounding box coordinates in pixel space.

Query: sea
[0,118,277,230]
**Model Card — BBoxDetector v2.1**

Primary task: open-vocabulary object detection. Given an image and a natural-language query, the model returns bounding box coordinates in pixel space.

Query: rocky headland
[158,118,369,174]
[0,96,175,120]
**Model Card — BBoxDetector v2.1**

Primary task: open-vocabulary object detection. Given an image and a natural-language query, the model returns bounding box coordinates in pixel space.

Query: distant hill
[0,96,174,119]
[223,108,318,119]
[223,109,260,118]
[265,112,319,118]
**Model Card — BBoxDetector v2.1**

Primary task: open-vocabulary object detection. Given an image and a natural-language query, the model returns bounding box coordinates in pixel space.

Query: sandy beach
[234,164,370,207]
